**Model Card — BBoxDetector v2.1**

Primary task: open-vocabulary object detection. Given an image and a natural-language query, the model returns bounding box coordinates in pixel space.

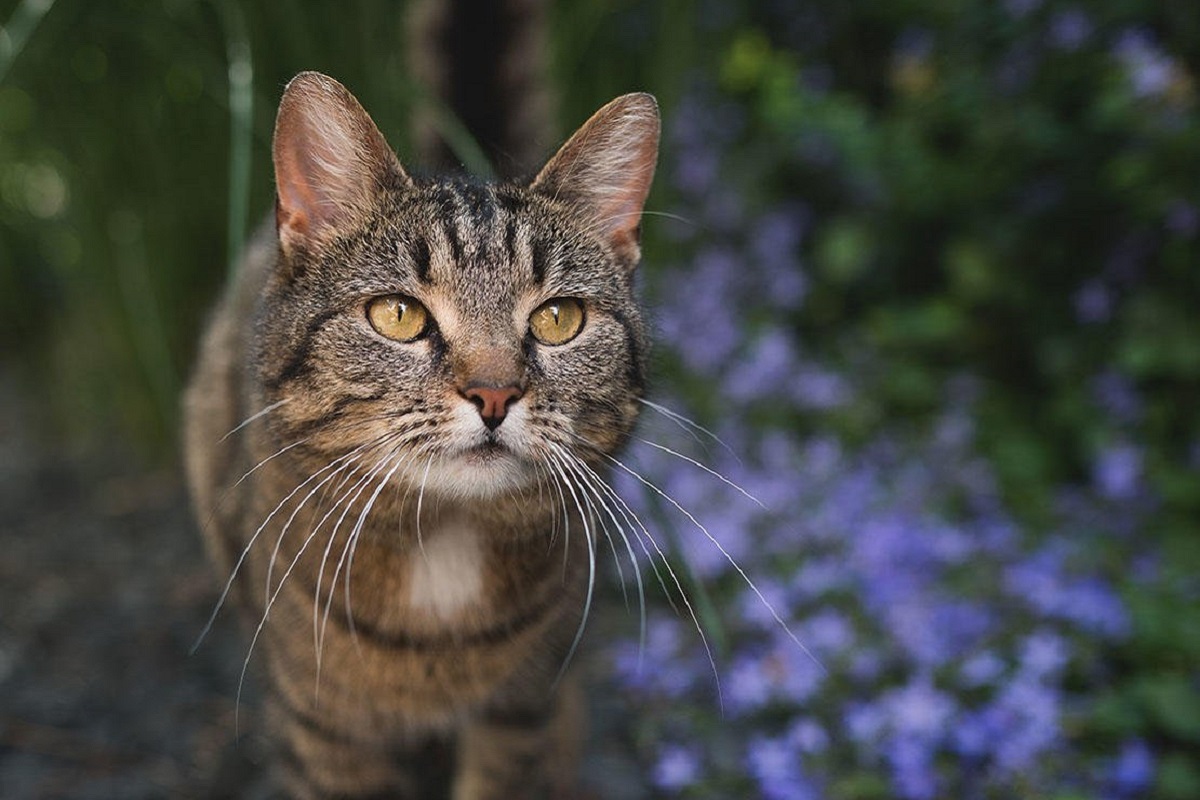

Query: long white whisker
[551,445,648,667]
[316,449,408,692]
[547,451,595,687]
[635,438,765,509]
[557,449,628,606]
[192,443,367,655]
[637,398,738,460]
[234,459,378,727]
[220,398,292,442]
[576,451,722,703]
[312,448,399,661]
[604,452,824,676]
[265,450,365,606]
[415,453,435,559]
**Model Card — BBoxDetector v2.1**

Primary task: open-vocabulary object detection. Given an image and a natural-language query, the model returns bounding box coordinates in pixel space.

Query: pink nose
[463,384,524,431]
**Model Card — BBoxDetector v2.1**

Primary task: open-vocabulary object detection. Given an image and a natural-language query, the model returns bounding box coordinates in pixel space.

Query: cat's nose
[462,384,524,431]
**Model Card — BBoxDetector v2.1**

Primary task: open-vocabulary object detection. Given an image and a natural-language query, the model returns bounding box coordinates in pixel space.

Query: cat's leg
[452,675,585,800]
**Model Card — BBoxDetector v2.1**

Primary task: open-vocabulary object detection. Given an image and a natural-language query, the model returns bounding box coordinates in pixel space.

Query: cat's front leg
[452,675,584,800]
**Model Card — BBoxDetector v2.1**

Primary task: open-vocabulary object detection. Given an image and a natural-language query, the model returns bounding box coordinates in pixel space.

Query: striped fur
[184,71,658,799]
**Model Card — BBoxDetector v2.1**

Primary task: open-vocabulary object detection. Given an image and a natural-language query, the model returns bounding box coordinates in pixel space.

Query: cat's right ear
[532,93,660,271]
[273,72,410,256]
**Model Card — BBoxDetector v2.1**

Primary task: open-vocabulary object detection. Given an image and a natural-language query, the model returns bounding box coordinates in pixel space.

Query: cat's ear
[273,71,410,255]
[532,93,660,269]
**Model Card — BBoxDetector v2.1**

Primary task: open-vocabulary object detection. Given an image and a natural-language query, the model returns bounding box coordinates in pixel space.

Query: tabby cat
[183,64,658,800]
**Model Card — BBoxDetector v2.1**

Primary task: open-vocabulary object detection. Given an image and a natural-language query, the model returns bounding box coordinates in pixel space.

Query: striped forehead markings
[400,182,554,286]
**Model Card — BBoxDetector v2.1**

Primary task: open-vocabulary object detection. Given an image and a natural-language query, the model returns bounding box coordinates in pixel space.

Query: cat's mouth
[466,439,506,458]
[460,434,518,465]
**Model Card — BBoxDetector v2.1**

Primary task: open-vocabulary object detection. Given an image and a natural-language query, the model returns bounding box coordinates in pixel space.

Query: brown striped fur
[184,70,658,799]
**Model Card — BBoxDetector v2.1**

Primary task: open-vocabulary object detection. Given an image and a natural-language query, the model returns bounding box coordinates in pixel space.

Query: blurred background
[1,0,1198,797]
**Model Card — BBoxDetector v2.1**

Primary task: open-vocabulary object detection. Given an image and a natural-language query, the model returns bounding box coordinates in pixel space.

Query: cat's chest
[404,519,486,620]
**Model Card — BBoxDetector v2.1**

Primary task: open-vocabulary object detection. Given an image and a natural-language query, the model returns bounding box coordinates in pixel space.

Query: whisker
[550,445,648,667]
[192,442,370,655]
[234,460,379,727]
[556,448,628,606]
[603,452,824,677]
[219,397,292,442]
[637,398,738,461]
[546,451,595,687]
[415,453,435,559]
[236,431,412,722]
[635,438,765,509]
[316,449,408,692]
[265,449,368,606]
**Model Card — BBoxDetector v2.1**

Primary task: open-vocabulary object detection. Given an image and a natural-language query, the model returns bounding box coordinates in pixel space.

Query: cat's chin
[400,445,539,500]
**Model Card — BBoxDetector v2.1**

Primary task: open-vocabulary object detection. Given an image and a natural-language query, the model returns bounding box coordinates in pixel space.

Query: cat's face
[254,73,659,500]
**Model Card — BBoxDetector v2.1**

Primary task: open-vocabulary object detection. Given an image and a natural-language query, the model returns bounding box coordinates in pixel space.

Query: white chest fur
[406,521,485,620]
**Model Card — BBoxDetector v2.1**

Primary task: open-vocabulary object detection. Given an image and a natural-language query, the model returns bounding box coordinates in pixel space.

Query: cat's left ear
[532,93,660,270]
[273,72,411,257]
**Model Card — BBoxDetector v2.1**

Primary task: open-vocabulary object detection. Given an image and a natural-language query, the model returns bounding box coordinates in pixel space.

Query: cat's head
[254,72,658,500]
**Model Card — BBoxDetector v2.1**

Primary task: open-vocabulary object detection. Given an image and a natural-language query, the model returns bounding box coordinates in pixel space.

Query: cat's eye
[529,298,585,346]
[366,294,429,342]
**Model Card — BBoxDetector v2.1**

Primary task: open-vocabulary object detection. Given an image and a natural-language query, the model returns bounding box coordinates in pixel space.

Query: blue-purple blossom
[652,743,703,792]
[1074,279,1114,323]
[1165,200,1199,237]
[1109,739,1154,792]
[746,736,821,800]
[1093,441,1144,500]
[1048,8,1093,51]
[1114,29,1176,98]
[1091,371,1143,425]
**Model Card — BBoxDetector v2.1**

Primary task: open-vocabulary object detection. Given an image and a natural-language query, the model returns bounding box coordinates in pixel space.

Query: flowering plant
[603,5,1199,794]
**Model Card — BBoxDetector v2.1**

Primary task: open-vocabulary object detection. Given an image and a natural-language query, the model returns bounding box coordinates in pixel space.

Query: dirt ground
[0,374,644,799]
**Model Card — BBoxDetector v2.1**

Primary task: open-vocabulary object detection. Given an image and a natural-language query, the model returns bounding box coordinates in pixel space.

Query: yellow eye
[529,298,585,346]
[366,295,429,342]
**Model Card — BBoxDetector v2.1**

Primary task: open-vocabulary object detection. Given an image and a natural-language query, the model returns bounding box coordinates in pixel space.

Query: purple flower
[674,146,721,195]
[883,677,955,740]
[959,650,1006,688]
[752,207,809,309]
[1048,8,1093,51]
[652,743,703,791]
[846,701,886,744]
[1114,29,1175,98]
[800,608,855,656]
[883,736,939,800]
[1166,200,1199,238]
[1018,630,1069,678]
[787,718,829,755]
[1109,739,1154,792]
[792,556,847,599]
[1091,371,1143,425]
[1093,442,1143,500]
[725,327,800,404]
[1073,280,1113,323]
[726,653,773,713]
[746,736,820,800]
[990,677,1062,773]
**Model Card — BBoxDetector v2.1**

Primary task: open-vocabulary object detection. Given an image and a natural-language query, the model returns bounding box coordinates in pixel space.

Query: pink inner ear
[274,115,354,242]
[274,147,318,239]
[531,93,660,264]
[270,72,411,251]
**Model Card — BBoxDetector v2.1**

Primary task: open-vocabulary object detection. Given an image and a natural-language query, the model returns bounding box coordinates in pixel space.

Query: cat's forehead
[382,179,611,296]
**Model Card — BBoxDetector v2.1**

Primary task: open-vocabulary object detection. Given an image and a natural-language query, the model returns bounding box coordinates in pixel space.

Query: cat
[183,64,658,800]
